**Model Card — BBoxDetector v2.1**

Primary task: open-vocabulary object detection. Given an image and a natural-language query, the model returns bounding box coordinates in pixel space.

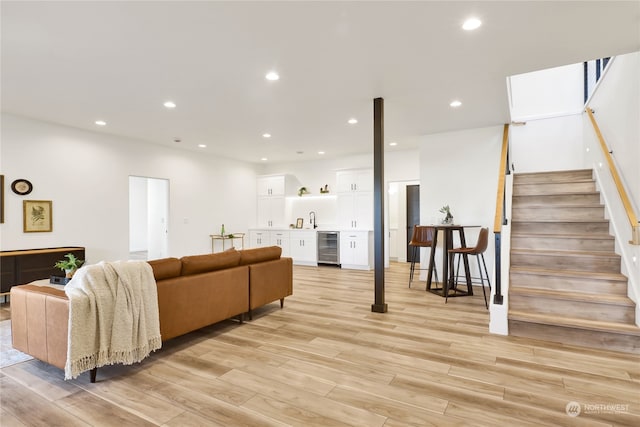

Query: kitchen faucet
[309,211,317,229]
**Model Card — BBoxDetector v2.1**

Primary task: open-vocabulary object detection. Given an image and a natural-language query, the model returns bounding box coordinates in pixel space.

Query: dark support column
[371,97,387,313]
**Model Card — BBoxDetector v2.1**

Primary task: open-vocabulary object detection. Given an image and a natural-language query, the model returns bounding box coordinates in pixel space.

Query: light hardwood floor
[1,262,639,426]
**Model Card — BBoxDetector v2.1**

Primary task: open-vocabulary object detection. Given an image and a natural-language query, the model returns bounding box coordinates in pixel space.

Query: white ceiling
[2,1,639,163]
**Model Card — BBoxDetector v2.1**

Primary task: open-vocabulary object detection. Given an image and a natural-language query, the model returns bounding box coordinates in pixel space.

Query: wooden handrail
[586,108,640,245]
[493,124,510,232]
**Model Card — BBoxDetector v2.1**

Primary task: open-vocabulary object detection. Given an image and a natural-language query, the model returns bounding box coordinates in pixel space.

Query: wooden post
[372,97,387,313]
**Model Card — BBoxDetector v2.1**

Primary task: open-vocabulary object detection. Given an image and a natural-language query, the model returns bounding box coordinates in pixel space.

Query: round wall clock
[11,179,33,195]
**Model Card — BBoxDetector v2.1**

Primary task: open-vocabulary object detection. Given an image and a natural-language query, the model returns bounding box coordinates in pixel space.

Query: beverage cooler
[317,231,340,265]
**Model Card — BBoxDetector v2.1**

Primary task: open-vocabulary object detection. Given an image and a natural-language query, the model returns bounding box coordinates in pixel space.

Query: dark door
[406,185,420,262]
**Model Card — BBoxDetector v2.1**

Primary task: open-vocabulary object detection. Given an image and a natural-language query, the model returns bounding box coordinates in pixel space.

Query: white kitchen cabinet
[289,230,317,266]
[337,192,373,230]
[249,230,271,248]
[257,174,300,196]
[336,169,373,193]
[336,169,373,230]
[270,230,290,257]
[257,196,285,228]
[340,231,373,270]
[256,174,299,228]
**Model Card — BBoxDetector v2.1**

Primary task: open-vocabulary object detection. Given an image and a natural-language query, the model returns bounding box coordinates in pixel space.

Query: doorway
[406,184,420,262]
[129,176,169,260]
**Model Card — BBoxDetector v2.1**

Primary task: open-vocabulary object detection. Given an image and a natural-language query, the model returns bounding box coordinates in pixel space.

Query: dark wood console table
[0,246,85,295]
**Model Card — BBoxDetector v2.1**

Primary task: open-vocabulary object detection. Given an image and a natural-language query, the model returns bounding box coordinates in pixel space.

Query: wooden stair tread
[510,266,627,281]
[510,287,634,306]
[511,233,614,240]
[508,310,640,335]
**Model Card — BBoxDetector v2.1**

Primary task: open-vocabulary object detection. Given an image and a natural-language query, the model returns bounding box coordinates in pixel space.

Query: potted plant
[439,205,454,224]
[54,253,84,279]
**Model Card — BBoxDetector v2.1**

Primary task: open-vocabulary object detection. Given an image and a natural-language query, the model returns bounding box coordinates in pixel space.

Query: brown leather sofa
[10,246,292,379]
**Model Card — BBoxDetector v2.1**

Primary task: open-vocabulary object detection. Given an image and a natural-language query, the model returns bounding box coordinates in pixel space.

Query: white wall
[584,52,640,316]
[510,114,585,173]
[147,177,169,260]
[419,125,503,288]
[586,53,639,213]
[128,176,148,252]
[0,114,259,263]
[509,63,584,121]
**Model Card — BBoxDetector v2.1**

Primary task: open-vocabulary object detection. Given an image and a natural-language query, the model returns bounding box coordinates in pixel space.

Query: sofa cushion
[239,246,282,266]
[148,257,182,280]
[181,249,241,276]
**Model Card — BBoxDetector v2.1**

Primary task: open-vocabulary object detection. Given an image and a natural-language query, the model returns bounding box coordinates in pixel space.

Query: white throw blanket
[64,260,161,380]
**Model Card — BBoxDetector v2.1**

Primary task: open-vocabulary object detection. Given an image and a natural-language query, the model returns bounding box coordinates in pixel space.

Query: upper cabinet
[336,169,373,230]
[256,174,300,228]
[257,174,300,197]
[336,169,373,193]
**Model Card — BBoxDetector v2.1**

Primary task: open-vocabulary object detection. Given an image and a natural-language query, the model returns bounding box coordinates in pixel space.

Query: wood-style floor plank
[1,262,638,426]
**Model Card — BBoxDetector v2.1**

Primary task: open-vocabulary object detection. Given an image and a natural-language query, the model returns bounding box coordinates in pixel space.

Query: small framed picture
[23,200,52,232]
[296,218,304,229]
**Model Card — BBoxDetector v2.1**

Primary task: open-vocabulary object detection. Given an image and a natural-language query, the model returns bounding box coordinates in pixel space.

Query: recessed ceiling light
[318,151,325,155]
[262,133,271,138]
[348,118,358,124]
[389,142,397,146]
[164,101,176,109]
[462,18,482,31]
[450,100,462,108]
[261,157,268,161]
[296,151,304,155]
[198,144,207,148]
[265,71,279,81]
[95,120,107,126]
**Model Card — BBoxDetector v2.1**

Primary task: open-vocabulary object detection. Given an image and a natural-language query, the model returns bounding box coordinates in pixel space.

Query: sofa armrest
[10,285,69,370]
[248,257,293,312]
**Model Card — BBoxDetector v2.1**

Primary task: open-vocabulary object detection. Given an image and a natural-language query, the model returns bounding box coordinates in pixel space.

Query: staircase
[508,169,640,354]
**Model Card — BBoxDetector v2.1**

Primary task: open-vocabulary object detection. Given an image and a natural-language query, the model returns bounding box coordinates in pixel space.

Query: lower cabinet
[340,231,373,270]
[249,230,271,248]
[249,229,316,266]
[270,231,290,257]
[289,231,317,266]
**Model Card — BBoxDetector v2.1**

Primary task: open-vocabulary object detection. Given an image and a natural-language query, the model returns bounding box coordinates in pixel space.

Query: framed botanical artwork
[296,218,304,229]
[23,200,52,232]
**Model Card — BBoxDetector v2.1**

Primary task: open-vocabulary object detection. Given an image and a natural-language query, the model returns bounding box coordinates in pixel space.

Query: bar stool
[408,225,438,288]
[447,227,491,308]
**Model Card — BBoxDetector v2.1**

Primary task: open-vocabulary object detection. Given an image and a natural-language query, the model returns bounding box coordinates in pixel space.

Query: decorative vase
[65,268,76,279]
